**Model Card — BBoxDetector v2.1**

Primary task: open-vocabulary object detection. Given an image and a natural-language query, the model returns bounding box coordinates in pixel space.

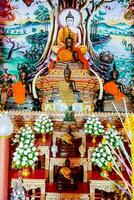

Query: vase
[42,134,47,143]
[51,143,58,157]
[92,135,96,144]
[79,144,86,157]
[22,167,31,177]
[101,169,109,177]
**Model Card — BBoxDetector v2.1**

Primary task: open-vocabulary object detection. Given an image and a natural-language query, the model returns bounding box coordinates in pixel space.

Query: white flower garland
[12,125,38,169]
[34,115,53,134]
[103,126,122,148]
[84,116,104,136]
[91,143,116,171]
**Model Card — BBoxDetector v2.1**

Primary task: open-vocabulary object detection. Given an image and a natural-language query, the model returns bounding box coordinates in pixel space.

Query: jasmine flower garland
[84,116,104,136]
[103,126,122,148]
[12,125,38,169]
[34,115,53,134]
[91,143,116,171]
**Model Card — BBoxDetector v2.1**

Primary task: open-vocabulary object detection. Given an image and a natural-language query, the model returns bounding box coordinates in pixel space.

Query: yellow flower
[102,138,107,144]
[107,162,113,168]
[107,123,111,128]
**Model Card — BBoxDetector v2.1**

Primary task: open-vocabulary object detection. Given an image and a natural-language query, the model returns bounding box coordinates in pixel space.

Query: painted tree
[34,5,50,31]
[90,10,106,41]
[32,0,129,68]
[5,38,25,60]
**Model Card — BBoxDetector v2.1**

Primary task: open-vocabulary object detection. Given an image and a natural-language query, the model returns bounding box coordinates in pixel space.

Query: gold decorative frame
[38,146,50,170]
[11,179,46,199]
[90,180,116,200]
[87,147,95,170]
[46,192,89,200]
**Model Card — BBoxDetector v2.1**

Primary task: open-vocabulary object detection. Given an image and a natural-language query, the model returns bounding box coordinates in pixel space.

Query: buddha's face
[66,17,74,27]
[20,71,27,81]
[64,71,70,81]
[65,160,70,167]
[112,71,118,80]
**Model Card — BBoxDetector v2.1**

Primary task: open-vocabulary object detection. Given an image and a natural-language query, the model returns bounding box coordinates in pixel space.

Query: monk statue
[50,34,88,70]
[56,125,82,157]
[103,64,126,102]
[55,158,77,191]
[60,125,77,157]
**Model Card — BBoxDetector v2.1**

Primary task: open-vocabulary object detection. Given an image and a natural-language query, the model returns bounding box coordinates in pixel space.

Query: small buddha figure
[56,158,77,191]
[0,69,14,106]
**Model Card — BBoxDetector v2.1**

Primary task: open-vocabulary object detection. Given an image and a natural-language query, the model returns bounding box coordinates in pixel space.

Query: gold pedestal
[22,167,31,177]
[92,135,96,144]
[101,169,109,177]
[42,134,47,143]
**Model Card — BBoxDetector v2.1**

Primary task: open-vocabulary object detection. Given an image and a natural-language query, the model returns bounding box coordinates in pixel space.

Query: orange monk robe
[52,26,87,55]
[103,81,126,102]
[49,46,89,70]
[57,47,88,69]
[12,81,26,105]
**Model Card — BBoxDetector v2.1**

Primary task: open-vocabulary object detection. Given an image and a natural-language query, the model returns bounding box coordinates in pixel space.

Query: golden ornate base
[42,134,47,143]
[92,136,96,144]
[101,169,109,177]
[22,167,31,177]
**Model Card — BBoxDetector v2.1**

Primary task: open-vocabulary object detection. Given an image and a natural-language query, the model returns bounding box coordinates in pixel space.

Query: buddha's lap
[52,45,87,59]
[58,49,74,61]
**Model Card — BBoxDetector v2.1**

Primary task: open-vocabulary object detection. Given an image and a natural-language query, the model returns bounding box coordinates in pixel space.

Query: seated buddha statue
[103,64,126,102]
[53,11,87,55]
[12,66,30,105]
[57,125,81,157]
[50,11,89,70]
[55,158,77,191]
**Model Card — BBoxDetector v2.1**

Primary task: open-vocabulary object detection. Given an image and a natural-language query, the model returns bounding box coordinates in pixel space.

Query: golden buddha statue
[58,64,76,107]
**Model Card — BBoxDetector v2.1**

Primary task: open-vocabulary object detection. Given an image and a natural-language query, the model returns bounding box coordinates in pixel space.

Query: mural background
[0,0,133,85]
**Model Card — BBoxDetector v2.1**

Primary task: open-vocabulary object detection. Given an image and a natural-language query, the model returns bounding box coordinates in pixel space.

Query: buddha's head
[110,62,119,81]
[65,158,70,168]
[19,66,28,82]
[65,33,74,49]
[64,64,71,81]
[66,11,74,27]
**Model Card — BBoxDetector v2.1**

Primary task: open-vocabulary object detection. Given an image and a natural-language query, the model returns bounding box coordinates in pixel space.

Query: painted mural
[0,0,133,85]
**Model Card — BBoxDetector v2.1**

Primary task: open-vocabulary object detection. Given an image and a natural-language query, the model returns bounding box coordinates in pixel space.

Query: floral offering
[34,115,53,134]
[12,125,38,169]
[91,143,115,171]
[84,116,104,136]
